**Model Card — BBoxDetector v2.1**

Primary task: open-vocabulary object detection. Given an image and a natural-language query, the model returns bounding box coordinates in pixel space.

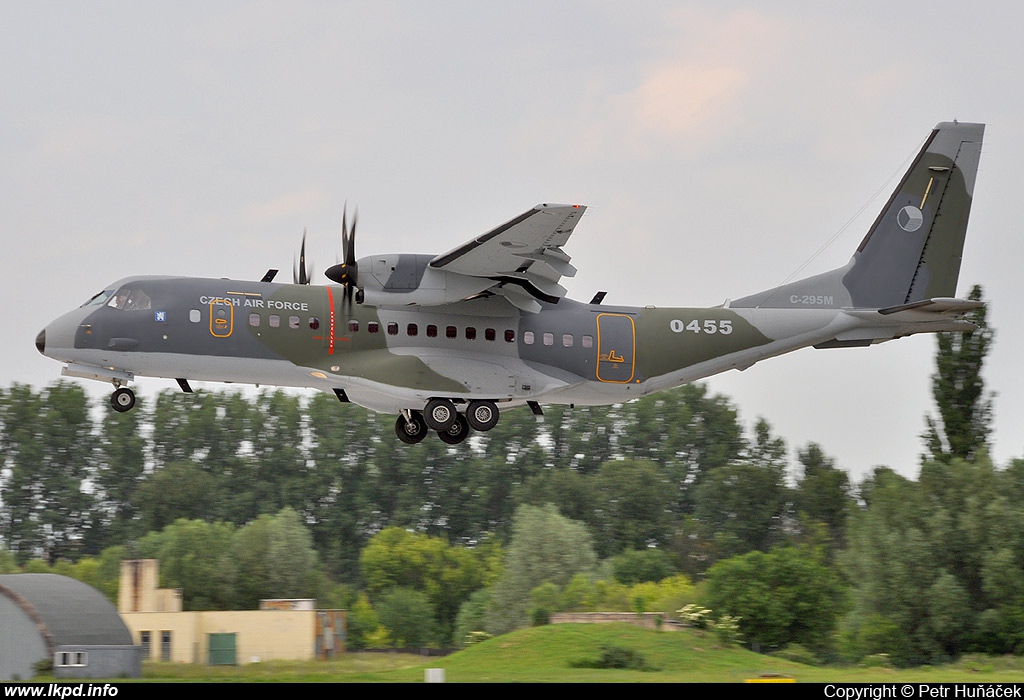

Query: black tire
[111,387,136,413]
[466,400,499,431]
[423,398,457,431]
[395,412,428,444]
[438,413,470,445]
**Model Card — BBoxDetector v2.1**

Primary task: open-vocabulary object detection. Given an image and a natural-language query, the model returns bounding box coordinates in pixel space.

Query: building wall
[122,610,317,664]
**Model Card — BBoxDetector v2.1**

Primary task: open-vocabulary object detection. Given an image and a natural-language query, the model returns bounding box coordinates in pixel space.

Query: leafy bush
[570,645,660,671]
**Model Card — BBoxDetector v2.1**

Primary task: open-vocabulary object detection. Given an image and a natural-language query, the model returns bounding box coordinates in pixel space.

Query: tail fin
[732,121,984,309]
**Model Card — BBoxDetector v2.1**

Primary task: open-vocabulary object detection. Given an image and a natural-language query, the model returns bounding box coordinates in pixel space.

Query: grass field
[121,623,1024,683]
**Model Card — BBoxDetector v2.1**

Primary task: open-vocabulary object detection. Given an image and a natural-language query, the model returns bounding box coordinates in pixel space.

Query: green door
[208,633,237,666]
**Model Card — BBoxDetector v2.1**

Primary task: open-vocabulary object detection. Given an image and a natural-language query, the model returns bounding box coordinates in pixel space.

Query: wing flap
[429,203,586,310]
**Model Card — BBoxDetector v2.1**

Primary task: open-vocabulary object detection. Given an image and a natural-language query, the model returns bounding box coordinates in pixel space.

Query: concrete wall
[53,645,141,680]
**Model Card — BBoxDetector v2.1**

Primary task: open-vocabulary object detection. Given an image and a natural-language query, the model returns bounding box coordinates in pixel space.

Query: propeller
[293,228,312,285]
[324,204,360,307]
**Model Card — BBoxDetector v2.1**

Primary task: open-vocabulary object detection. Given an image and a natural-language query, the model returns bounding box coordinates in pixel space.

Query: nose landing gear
[110,386,136,413]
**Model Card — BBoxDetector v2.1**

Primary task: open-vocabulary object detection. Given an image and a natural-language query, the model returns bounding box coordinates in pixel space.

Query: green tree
[138,518,236,610]
[590,459,673,556]
[923,284,993,462]
[485,503,598,635]
[705,544,845,656]
[375,587,438,648]
[693,419,791,561]
[793,443,852,553]
[0,383,96,562]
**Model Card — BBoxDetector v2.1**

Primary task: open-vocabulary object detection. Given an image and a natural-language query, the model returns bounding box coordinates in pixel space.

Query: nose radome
[35,329,46,355]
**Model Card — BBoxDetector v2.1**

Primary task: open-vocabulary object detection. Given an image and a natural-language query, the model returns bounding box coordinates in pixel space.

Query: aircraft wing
[429,203,586,312]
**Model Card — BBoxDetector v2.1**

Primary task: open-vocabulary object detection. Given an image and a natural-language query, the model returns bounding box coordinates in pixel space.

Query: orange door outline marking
[596,313,636,383]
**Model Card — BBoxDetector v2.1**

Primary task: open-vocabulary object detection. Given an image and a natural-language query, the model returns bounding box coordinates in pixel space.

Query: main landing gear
[394,399,500,445]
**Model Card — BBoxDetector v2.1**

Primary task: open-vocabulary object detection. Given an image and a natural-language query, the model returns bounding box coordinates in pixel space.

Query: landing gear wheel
[395,412,428,444]
[423,398,457,431]
[111,387,136,413]
[466,400,499,431]
[438,413,470,445]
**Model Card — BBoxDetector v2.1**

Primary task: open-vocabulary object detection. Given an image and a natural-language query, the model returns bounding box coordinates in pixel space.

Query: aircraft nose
[35,329,46,355]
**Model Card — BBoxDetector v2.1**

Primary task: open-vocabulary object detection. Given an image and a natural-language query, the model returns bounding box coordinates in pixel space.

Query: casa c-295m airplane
[37,121,985,445]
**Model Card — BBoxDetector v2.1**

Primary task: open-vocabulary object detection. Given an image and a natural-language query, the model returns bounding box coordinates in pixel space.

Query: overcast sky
[3,1,1020,483]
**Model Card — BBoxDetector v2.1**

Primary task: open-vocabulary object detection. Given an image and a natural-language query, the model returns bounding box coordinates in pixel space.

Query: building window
[55,652,88,667]
[140,631,151,658]
[161,631,172,662]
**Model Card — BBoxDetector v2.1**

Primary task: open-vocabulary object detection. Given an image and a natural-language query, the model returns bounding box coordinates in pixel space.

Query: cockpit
[81,286,152,311]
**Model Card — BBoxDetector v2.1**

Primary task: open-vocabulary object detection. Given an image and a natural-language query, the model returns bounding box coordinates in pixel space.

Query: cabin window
[387,322,399,336]
[309,317,320,330]
[407,323,418,336]
[465,327,477,340]
[426,324,438,338]
[289,316,300,329]
[348,320,359,333]
[562,333,573,348]
[524,331,535,345]
[368,321,379,333]
[505,329,515,343]
[269,314,280,328]
[543,332,554,346]
[249,313,261,327]
[189,309,201,323]
[582,335,594,348]
[485,328,496,341]
[446,325,457,339]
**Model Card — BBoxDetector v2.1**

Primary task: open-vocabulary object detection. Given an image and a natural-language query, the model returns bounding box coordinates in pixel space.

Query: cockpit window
[107,287,152,311]
[82,290,114,307]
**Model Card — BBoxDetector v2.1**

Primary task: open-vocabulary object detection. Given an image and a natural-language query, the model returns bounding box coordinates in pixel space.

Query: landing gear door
[596,313,636,383]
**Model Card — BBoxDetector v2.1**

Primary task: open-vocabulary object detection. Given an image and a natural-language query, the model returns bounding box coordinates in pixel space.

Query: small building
[0,574,141,681]
[118,559,346,665]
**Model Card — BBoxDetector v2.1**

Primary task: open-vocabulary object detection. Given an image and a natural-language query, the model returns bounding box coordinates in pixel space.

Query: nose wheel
[110,387,136,413]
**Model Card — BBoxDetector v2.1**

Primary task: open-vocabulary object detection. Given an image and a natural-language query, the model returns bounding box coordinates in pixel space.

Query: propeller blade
[293,229,310,285]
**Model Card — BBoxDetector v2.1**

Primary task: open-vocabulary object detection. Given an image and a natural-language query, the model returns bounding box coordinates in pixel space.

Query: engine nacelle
[356,254,493,307]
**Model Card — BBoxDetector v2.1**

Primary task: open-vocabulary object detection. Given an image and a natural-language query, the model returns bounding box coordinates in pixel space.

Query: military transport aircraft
[36,121,985,444]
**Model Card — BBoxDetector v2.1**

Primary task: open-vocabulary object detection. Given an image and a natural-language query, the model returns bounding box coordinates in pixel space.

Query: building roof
[0,574,133,648]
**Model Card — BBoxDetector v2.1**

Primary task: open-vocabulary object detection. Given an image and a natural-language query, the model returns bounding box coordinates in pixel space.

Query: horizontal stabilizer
[878,297,985,315]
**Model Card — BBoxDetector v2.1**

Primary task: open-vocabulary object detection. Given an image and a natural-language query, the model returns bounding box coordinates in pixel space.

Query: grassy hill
[134,623,1024,683]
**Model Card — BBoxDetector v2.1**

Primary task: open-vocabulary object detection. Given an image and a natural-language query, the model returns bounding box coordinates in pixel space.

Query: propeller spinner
[324,205,360,305]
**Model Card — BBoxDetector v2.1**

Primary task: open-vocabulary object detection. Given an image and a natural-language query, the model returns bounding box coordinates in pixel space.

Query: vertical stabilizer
[732,121,984,310]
